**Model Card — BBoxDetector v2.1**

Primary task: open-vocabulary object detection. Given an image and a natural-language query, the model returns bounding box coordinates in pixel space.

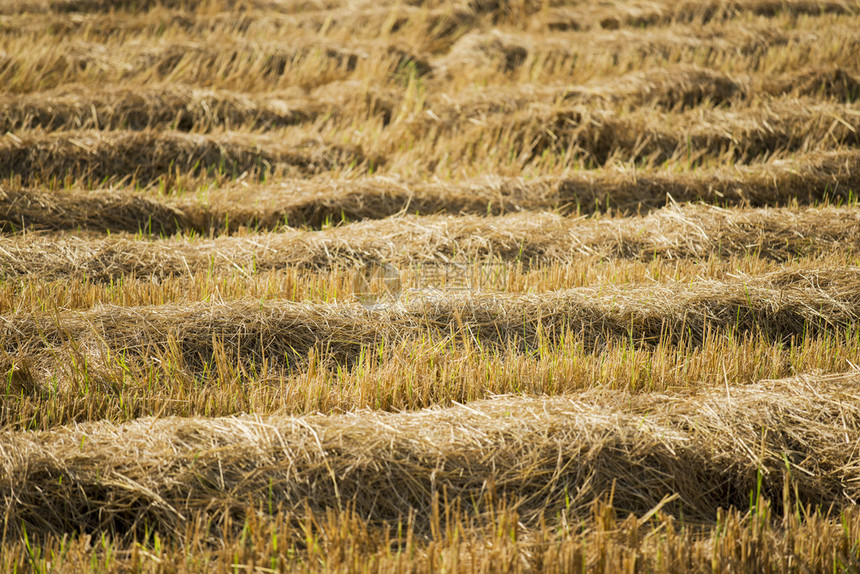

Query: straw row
[198,150,860,227]
[1,102,855,184]
[6,0,857,20]
[2,18,856,93]
[3,372,858,541]
[0,36,430,93]
[3,67,857,135]
[391,99,860,170]
[1,0,858,568]
[1,151,856,232]
[0,86,329,133]
[0,4,476,52]
[0,130,374,186]
[0,204,857,276]
[3,267,859,384]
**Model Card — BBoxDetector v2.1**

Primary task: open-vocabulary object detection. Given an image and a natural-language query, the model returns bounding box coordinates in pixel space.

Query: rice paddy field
[1,0,860,571]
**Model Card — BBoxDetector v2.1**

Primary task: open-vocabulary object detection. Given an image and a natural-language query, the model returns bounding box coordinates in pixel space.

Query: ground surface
[1,0,860,571]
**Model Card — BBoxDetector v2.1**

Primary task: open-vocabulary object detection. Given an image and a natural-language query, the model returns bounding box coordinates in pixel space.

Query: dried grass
[0,130,375,185]
[0,186,188,234]
[0,4,474,54]
[1,150,856,232]
[0,86,326,132]
[544,65,854,107]
[4,97,855,182]
[1,0,377,15]
[0,81,399,136]
[0,204,857,277]
[3,0,860,568]
[2,11,855,97]
[6,0,857,21]
[543,0,857,32]
[3,266,858,386]
[0,35,430,93]
[396,99,860,170]
[195,150,860,229]
[431,21,859,85]
[765,66,860,101]
[3,372,859,543]
[548,150,860,212]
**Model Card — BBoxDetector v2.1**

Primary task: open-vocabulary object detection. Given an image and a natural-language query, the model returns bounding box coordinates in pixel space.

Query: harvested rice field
[1,0,860,571]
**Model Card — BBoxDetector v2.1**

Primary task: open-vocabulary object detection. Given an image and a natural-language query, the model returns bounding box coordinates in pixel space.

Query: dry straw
[0,130,374,185]
[0,150,857,232]
[1,64,854,133]
[5,100,854,185]
[3,266,859,386]
[539,0,857,31]
[1,0,859,567]
[3,372,859,542]
[0,86,324,133]
[5,0,857,19]
[0,33,429,93]
[196,150,860,229]
[0,204,857,278]
[398,99,860,168]
[0,186,188,235]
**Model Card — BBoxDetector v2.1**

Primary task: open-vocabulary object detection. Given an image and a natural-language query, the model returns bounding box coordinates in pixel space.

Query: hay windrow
[4,267,859,380]
[0,86,326,133]
[3,373,859,541]
[397,99,860,168]
[557,66,859,107]
[543,0,858,31]
[1,151,857,232]
[3,16,857,94]
[1,0,374,15]
[0,36,430,93]
[0,130,376,185]
[765,67,860,101]
[0,204,857,276]
[0,5,473,50]
[0,82,400,133]
[197,150,860,229]
[549,149,860,212]
[0,187,190,234]
[5,0,857,21]
[432,22,860,83]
